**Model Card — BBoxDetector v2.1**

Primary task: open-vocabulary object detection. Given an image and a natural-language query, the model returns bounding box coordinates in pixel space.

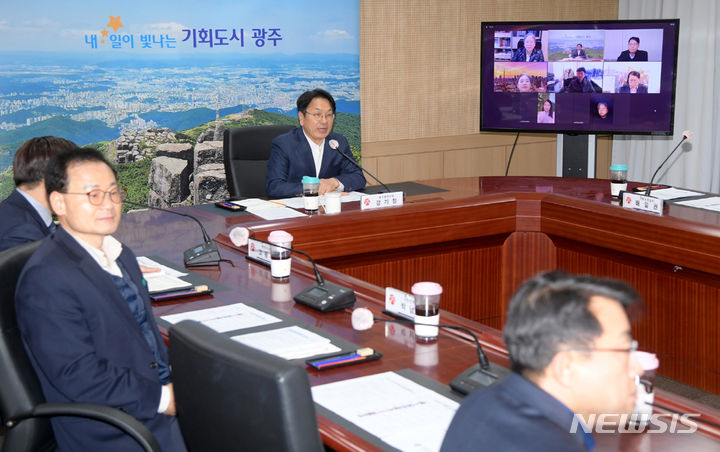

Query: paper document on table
[647,187,704,200]
[275,196,306,209]
[232,326,340,360]
[137,256,187,277]
[674,196,720,212]
[250,206,307,220]
[160,303,281,333]
[312,371,459,452]
[231,198,282,209]
[143,272,192,294]
[232,198,308,220]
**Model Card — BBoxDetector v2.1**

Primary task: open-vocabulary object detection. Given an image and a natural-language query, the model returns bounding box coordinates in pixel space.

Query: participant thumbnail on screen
[494,62,547,93]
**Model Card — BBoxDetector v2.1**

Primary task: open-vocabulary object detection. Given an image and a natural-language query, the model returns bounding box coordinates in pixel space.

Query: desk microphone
[645,130,692,197]
[351,307,508,393]
[328,139,397,195]
[229,227,355,312]
[125,200,220,267]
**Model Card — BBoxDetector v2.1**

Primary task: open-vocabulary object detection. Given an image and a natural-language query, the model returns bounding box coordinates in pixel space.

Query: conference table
[115,176,720,450]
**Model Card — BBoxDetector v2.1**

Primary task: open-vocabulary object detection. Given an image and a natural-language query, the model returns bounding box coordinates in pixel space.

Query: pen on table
[267,200,287,207]
[313,348,375,368]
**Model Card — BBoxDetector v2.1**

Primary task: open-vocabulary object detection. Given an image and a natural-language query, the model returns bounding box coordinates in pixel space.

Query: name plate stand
[620,191,664,215]
[360,192,404,211]
[384,287,415,321]
[247,238,272,265]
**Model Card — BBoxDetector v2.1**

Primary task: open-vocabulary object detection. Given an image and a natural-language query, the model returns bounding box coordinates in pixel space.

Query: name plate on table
[247,238,271,266]
[620,191,664,215]
[385,287,415,320]
[360,192,404,211]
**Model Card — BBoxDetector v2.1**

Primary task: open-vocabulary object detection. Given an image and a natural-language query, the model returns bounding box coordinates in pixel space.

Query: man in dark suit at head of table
[0,136,77,251]
[15,147,186,451]
[265,88,366,199]
[441,271,644,451]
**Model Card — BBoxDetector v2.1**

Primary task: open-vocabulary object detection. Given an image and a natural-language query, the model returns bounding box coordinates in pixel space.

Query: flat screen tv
[480,19,680,135]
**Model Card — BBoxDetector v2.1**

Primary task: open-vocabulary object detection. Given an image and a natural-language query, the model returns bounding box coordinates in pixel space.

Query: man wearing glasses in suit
[266,88,365,199]
[442,271,643,451]
[15,148,186,451]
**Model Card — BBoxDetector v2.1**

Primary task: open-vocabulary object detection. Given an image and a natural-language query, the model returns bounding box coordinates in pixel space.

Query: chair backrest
[0,240,56,451]
[222,124,295,199]
[169,320,323,452]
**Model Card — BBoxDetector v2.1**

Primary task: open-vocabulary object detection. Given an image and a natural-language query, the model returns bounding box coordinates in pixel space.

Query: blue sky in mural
[0,0,358,53]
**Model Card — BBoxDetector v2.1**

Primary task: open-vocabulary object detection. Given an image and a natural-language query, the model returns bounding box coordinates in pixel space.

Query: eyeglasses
[62,187,127,205]
[567,339,638,354]
[304,111,335,121]
[566,340,639,366]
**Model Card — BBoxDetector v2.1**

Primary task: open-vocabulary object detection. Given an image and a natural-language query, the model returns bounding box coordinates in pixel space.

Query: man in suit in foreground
[266,88,365,198]
[441,271,643,451]
[15,148,186,451]
[0,136,76,251]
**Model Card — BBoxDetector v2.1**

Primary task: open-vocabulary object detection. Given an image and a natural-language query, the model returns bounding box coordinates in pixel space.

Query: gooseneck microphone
[645,130,692,197]
[328,139,394,194]
[125,200,220,267]
[351,307,508,392]
[229,227,355,312]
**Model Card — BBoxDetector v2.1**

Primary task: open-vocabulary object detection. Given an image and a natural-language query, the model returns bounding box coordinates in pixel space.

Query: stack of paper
[312,371,459,452]
[232,325,340,359]
[675,196,720,212]
[137,256,192,294]
[144,272,192,294]
[647,187,703,200]
[160,303,281,333]
[231,198,307,220]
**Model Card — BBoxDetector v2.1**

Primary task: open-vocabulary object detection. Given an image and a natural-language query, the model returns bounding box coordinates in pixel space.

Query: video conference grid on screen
[480,20,679,135]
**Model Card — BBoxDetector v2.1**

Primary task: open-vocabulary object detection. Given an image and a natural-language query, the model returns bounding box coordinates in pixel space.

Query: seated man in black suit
[563,67,600,93]
[265,89,365,199]
[15,148,186,451]
[441,271,643,451]
[570,43,587,59]
[617,37,649,61]
[0,136,76,251]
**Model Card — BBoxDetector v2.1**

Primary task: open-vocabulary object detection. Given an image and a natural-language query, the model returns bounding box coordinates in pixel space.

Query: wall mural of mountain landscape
[0,1,360,208]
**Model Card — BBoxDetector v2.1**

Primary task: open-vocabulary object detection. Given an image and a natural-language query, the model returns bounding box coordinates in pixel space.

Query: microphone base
[449,362,511,396]
[294,281,356,312]
[183,241,221,267]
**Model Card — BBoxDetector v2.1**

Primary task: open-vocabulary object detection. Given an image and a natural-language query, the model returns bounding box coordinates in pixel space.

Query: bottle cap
[268,230,293,244]
[633,351,659,371]
[411,282,443,296]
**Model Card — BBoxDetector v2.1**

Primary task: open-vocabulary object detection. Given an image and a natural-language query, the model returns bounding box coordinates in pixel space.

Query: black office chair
[0,241,161,452]
[169,320,323,452]
[222,124,295,199]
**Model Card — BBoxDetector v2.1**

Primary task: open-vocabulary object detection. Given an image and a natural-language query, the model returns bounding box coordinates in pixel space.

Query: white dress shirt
[64,231,170,413]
